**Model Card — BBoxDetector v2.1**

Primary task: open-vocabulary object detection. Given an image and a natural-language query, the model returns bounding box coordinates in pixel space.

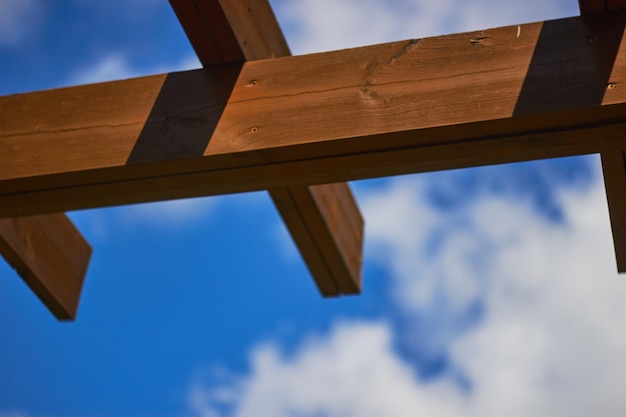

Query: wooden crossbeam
[0,215,91,319]
[169,0,363,295]
[5,2,626,319]
[170,0,289,65]
[0,154,91,320]
[2,13,626,212]
[3,12,626,277]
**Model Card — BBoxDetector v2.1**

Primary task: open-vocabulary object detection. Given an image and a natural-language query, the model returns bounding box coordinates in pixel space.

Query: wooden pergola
[1,0,625,320]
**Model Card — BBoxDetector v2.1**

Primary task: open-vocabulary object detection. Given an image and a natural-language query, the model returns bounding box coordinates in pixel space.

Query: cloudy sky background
[2,0,626,416]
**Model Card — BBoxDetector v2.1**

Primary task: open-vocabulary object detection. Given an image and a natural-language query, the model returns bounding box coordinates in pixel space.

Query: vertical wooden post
[579,0,626,272]
[601,151,626,272]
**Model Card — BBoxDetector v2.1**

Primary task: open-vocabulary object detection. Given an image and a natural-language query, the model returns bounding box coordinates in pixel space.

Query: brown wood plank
[272,184,363,295]
[169,0,244,65]
[169,0,290,64]
[171,0,363,295]
[2,14,626,215]
[579,2,626,272]
[0,214,92,320]
[601,150,626,272]
[2,115,626,215]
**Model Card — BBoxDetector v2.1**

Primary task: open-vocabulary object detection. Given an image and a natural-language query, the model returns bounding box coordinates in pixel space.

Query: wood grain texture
[172,0,363,295]
[170,0,290,65]
[0,214,92,319]
[272,183,363,296]
[2,14,626,215]
[601,150,626,272]
[169,0,244,65]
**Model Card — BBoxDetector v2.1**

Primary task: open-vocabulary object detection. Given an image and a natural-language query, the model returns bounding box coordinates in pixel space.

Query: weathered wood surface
[0,214,92,319]
[2,14,626,216]
[170,0,290,65]
[272,184,363,295]
[170,0,364,295]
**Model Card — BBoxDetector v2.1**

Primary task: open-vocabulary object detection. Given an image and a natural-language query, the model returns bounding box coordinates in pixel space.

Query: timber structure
[1,0,625,319]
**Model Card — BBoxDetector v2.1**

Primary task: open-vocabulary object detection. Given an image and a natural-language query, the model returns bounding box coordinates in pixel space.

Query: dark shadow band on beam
[127,64,242,164]
[513,11,626,272]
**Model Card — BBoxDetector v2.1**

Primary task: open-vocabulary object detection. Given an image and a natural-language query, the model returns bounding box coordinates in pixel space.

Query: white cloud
[69,54,138,85]
[182,1,625,413]
[273,0,577,55]
[0,0,42,46]
[188,162,626,417]
[69,192,271,243]
[68,53,200,85]
[68,197,218,242]
[118,197,218,230]
[189,322,464,417]
[360,168,626,416]
[447,184,626,416]
[183,1,623,415]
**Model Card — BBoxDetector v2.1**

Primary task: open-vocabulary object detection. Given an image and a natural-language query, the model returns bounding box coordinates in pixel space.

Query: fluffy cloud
[68,53,200,85]
[362,167,626,416]
[189,158,626,416]
[184,2,623,414]
[69,54,139,85]
[189,322,464,417]
[273,0,577,55]
[117,197,219,229]
[0,0,42,46]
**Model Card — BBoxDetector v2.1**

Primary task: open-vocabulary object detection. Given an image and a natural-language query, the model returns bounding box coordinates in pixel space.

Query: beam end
[270,183,364,296]
[0,214,92,320]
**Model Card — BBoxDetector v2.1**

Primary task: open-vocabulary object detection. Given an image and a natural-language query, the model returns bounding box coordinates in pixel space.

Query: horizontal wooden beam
[0,214,92,319]
[170,0,363,295]
[2,13,626,217]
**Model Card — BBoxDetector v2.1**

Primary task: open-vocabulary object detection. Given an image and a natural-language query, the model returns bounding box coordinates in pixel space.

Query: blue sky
[2,1,626,416]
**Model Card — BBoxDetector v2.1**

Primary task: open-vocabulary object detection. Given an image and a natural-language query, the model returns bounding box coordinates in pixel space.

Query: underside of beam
[170,0,363,294]
[269,187,363,295]
[0,214,92,319]
[2,14,626,215]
